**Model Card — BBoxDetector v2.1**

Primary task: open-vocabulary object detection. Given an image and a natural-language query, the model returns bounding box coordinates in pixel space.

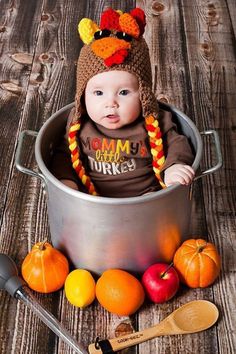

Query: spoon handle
[88,323,169,353]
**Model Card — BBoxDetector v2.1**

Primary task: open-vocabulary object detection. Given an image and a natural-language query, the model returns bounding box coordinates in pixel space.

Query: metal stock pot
[15,102,222,274]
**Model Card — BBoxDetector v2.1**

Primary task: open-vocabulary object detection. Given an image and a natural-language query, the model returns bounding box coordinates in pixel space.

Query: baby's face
[85,70,141,129]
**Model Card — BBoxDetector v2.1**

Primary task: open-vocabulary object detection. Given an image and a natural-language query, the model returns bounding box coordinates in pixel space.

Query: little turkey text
[81,136,148,176]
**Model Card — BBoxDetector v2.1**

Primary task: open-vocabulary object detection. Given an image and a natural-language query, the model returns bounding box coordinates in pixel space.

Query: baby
[51,8,195,197]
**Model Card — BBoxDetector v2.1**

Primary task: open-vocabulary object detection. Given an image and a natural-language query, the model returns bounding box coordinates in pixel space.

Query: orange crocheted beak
[91,37,131,66]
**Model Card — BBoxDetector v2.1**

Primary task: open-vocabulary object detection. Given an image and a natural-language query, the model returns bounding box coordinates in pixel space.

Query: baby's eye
[119,90,129,96]
[94,90,103,96]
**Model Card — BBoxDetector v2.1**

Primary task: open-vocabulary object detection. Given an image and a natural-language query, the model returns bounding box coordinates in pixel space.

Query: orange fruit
[96,269,145,316]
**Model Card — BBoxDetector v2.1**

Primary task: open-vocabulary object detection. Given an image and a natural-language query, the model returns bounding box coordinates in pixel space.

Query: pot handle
[194,129,223,181]
[15,130,47,186]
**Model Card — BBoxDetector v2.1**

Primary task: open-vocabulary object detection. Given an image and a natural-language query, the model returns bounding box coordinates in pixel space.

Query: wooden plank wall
[0,0,235,353]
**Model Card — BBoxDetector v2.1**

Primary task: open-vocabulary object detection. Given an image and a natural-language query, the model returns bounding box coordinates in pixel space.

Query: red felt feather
[130,8,146,35]
[100,8,121,31]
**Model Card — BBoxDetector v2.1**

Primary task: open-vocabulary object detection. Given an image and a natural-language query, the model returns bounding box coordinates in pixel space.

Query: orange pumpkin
[173,239,221,288]
[21,241,69,293]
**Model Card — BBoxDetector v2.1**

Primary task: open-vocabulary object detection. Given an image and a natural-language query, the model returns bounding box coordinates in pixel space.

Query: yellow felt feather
[116,10,123,15]
[78,18,100,44]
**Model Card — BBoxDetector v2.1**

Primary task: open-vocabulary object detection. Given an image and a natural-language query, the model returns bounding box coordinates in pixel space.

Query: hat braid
[68,121,98,195]
[145,115,166,188]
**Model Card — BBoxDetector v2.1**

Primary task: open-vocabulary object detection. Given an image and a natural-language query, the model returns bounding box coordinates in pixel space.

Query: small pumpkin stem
[197,241,208,253]
[39,239,48,251]
[160,262,174,278]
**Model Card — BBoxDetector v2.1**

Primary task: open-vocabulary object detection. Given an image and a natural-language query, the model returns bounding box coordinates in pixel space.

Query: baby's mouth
[106,114,119,120]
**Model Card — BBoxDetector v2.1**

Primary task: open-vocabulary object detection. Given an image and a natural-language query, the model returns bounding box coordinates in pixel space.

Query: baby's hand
[60,179,79,190]
[164,164,195,187]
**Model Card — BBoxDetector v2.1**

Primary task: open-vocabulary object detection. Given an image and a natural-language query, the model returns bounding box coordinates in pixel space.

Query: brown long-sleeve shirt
[50,107,194,197]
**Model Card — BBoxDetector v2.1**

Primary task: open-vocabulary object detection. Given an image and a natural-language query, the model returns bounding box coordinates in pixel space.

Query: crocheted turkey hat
[68,8,166,196]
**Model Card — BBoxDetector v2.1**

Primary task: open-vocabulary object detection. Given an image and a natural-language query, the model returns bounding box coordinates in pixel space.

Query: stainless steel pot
[15,103,222,274]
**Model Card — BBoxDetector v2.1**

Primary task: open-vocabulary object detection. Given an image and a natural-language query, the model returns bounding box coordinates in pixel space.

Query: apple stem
[160,262,174,278]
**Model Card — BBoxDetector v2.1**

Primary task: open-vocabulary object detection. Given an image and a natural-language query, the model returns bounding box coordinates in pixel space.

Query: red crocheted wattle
[100,8,121,31]
[104,49,128,66]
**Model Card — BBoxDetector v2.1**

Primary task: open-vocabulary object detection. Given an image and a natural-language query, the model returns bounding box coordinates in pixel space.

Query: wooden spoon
[88,300,219,353]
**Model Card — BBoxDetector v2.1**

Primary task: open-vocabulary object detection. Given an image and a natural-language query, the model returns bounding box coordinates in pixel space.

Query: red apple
[142,263,179,303]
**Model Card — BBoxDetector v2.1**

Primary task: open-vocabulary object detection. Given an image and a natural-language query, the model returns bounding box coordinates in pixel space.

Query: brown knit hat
[68,8,165,195]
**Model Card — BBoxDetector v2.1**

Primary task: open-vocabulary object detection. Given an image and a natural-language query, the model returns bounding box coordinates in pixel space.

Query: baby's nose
[105,97,118,108]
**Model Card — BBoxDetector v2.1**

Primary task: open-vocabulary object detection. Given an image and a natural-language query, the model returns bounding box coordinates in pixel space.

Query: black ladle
[0,253,87,354]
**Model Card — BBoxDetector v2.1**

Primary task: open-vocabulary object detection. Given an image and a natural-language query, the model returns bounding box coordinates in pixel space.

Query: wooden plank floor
[0,0,235,353]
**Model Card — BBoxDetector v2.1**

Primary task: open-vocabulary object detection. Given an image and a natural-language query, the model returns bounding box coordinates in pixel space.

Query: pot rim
[35,102,202,205]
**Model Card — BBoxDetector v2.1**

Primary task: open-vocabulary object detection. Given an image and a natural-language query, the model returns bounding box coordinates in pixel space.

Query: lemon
[64,269,96,308]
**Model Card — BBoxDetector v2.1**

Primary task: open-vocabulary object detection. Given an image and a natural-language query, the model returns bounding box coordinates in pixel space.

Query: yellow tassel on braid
[145,115,166,189]
[68,121,98,196]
